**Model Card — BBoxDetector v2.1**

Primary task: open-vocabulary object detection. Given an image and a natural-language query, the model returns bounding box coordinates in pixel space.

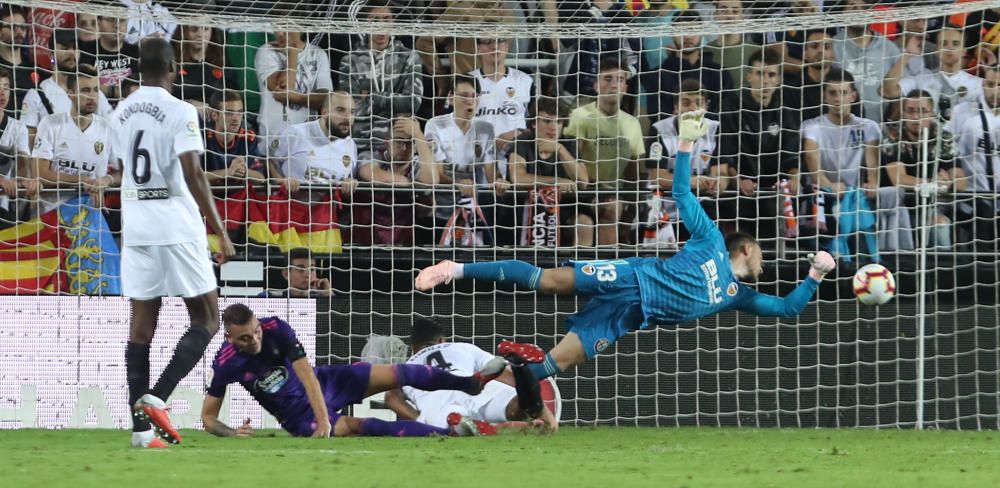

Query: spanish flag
[246,186,342,254]
[0,209,66,294]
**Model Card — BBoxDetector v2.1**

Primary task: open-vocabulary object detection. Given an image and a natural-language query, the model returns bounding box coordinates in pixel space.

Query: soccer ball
[852,264,896,306]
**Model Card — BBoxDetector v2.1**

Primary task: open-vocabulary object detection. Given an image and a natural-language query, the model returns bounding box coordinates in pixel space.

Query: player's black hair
[452,73,480,96]
[748,47,783,69]
[0,67,12,85]
[209,89,243,111]
[287,247,312,265]
[597,54,630,76]
[138,37,175,80]
[0,4,26,22]
[410,318,445,349]
[52,28,76,49]
[64,65,98,92]
[361,0,395,18]
[725,231,759,257]
[822,67,855,87]
[222,303,254,328]
[903,88,935,103]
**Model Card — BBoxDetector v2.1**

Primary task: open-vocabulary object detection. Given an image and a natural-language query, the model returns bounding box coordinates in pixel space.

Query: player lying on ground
[416,110,837,381]
[201,304,505,438]
[116,38,237,449]
[383,318,558,433]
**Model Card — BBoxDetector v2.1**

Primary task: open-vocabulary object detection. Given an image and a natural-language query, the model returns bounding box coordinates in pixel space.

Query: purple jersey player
[200,303,505,437]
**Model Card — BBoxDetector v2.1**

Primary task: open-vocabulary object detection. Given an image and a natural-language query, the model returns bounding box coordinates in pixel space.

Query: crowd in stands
[2,0,1000,262]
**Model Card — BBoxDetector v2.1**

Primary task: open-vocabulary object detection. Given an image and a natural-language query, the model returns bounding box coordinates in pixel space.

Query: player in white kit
[112,38,235,449]
[384,319,557,432]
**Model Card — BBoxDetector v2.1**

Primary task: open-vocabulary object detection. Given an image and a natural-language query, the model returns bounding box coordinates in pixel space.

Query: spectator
[880,89,963,250]
[565,56,644,245]
[424,74,508,244]
[0,5,35,116]
[172,25,238,116]
[801,68,881,260]
[950,64,1000,246]
[30,68,119,216]
[647,79,730,237]
[762,0,823,75]
[256,29,333,156]
[560,1,640,103]
[642,10,732,118]
[93,15,139,104]
[338,0,424,154]
[24,3,75,73]
[893,17,938,77]
[0,69,33,227]
[509,97,594,246]
[260,247,332,298]
[76,13,100,57]
[832,0,901,123]
[353,116,440,246]
[120,0,177,45]
[720,48,801,242]
[471,33,533,179]
[203,89,268,185]
[882,24,982,122]
[786,29,837,125]
[21,29,114,145]
[275,92,360,198]
[703,0,759,90]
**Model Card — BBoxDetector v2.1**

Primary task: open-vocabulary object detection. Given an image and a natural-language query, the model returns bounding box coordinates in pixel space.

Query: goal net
[2,0,1000,430]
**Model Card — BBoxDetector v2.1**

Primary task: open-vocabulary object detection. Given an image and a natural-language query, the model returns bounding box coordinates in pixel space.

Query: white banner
[0,297,316,430]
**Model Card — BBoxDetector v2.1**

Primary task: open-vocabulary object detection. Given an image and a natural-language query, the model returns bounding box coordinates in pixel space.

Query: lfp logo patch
[727,282,738,297]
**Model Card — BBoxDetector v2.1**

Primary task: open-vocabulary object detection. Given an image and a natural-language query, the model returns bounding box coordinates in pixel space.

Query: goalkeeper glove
[678,109,708,142]
[807,251,836,281]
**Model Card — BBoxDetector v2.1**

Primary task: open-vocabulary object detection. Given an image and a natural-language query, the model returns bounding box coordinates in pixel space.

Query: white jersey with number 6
[113,85,206,246]
[402,342,516,428]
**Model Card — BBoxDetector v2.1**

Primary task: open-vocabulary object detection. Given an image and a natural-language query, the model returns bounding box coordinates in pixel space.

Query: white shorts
[121,239,217,299]
[416,382,518,428]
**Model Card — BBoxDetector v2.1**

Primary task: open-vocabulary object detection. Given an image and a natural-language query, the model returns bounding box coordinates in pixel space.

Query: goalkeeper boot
[467,356,508,394]
[498,341,546,364]
[447,412,498,436]
[134,393,182,444]
[130,429,169,449]
[415,260,460,290]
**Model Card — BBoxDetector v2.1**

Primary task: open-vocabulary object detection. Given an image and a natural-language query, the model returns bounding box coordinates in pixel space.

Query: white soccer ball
[852,264,896,306]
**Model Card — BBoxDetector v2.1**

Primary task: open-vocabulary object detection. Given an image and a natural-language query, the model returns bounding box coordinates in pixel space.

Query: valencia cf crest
[701,152,711,163]
[581,264,596,275]
[94,141,105,155]
[342,154,352,168]
[958,86,969,98]
[727,282,738,297]
[505,86,515,98]
[767,122,780,136]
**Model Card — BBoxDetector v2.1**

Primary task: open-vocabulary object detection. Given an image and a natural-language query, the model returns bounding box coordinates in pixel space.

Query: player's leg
[415,259,576,294]
[148,291,220,400]
[126,297,168,448]
[333,414,485,437]
[363,359,508,397]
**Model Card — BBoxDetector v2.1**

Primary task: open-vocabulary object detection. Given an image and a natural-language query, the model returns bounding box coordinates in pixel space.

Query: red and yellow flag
[0,210,66,294]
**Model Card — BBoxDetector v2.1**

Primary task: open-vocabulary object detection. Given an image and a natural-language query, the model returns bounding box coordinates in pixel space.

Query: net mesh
[1,0,999,429]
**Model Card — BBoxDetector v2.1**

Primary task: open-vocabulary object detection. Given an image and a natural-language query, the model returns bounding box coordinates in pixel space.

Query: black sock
[511,362,543,418]
[126,342,151,432]
[150,326,214,401]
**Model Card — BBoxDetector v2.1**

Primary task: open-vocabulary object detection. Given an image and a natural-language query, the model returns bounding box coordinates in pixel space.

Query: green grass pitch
[4,428,997,487]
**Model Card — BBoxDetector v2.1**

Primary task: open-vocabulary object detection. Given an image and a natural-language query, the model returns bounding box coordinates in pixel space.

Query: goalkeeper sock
[510,360,544,418]
[462,260,543,290]
[527,353,562,380]
[125,342,151,432]
[359,418,451,437]
[393,363,477,393]
[150,325,214,401]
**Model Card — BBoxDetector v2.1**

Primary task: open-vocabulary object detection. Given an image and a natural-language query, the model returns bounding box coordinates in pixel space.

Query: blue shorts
[566,259,646,359]
[284,362,372,437]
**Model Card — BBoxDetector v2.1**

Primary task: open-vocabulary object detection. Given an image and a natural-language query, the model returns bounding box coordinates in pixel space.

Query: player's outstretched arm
[180,152,235,262]
[290,357,332,438]
[737,251,836,317]
[672,110,716,240]
[201,393,253,437]
[384,388,420,421]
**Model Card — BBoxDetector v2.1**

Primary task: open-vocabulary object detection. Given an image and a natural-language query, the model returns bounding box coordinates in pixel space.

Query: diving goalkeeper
[415,110,836,380]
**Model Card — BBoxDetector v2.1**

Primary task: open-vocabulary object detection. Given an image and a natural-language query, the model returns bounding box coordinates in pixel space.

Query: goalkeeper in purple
[416,110,837,381]
[201,303,505,438]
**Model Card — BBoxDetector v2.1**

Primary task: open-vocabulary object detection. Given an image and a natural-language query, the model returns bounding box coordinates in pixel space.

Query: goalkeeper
[415,110,836,380]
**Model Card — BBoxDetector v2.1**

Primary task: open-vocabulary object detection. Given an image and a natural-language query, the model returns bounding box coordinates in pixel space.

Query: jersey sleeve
[254,46,283,90]
[267,318,308,361]
[206,360,238,397]
[672,149,720,242]
[733,277,820,317]
[13,122,29,157]
[801,120,821,143]
[31,117,55,160]
[468,344,500,371]
[20,90,44,128]
[173,104,205,156]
